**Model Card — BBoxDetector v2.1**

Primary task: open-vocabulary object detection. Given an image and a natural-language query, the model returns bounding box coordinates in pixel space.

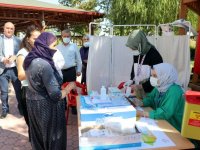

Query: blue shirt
[56,42,82,73]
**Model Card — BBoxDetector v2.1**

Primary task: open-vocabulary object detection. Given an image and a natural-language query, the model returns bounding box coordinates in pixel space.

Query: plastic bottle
[100,86,107,99]
[125,86,131,97]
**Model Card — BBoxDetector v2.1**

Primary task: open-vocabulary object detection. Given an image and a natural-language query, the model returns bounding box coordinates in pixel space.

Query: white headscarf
[153,63,180,93]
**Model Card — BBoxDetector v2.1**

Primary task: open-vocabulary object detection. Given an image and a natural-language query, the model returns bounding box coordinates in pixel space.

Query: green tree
[108,0,181,35]
[59,0,198,36]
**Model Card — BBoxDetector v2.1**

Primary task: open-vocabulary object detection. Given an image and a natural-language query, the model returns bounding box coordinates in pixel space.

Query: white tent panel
[87,36,112,93]
[111,36,131,86]
[87,35,190,93]
[156,35,190,90]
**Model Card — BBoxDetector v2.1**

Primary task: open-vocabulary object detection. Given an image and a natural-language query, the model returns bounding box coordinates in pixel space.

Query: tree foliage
[59,0,198,35]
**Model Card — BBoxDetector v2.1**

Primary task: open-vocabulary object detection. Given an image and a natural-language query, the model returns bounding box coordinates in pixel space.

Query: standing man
[56,29,82,114]
[80,34,90,84]
[0,22,23,118]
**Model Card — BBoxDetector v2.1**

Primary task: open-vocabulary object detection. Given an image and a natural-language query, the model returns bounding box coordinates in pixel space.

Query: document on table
[134,118,175,149]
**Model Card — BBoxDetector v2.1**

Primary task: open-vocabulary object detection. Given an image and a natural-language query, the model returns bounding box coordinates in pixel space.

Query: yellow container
[181,91,200,140]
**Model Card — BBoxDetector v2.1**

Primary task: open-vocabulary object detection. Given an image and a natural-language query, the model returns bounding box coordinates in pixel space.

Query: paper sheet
[116,118,175,150]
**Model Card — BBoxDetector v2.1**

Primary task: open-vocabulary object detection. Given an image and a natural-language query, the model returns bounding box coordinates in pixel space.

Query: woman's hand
[131,84,142,91]
[123,80,133,88]
[136,110,149,118]
[133,98,143,107]
[61,82,76,98]
[64,82,76,94]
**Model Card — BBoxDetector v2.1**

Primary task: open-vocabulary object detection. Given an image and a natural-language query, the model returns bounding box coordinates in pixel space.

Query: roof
[182,0,200,15]
[0,0,102,16]
[0,0,104,32]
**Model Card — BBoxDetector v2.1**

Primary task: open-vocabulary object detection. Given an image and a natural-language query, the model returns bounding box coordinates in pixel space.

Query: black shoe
[0,112,7,119]
[71,107,77,115]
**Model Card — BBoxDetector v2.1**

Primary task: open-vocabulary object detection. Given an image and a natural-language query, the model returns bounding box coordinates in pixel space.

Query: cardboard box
[79,96,141,149]
[80,96,136,125]
[79,126,141,150]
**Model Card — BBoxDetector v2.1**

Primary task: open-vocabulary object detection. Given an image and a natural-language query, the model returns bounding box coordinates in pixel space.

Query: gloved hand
[133,98,143,107]
[136,110,149,117]
[123,80,133,88]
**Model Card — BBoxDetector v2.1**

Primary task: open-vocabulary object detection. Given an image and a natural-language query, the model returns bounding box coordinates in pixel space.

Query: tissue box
[79,131,141,150]
[79,125,141,150]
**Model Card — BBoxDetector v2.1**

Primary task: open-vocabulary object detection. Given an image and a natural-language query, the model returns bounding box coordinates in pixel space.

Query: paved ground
[0,86,79,150]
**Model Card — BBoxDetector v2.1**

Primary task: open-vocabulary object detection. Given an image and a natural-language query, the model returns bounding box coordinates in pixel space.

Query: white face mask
[132,50,140,56]
[63,37,70,44]
[150,76,158,87]
[83,42,90,47]
[131,43,141,56]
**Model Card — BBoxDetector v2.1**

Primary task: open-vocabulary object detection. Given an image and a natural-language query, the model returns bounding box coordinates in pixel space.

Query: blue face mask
[83,42,90,47]
[63,37,70,44]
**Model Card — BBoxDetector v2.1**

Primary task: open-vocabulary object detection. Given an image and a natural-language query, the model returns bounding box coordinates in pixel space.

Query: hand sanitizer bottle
[126,86,131,97]
[100,86,106,99]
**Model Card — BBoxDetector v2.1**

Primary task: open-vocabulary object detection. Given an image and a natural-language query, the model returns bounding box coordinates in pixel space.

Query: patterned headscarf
[126,30,152,55]
[153,63,180,93]
[24,32,57,71]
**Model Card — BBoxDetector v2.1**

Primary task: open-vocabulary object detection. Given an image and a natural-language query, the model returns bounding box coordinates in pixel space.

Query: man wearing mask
[80,34,90,84]
[0,22,22,118]
[56,29,82,114]
[125,30,163,98]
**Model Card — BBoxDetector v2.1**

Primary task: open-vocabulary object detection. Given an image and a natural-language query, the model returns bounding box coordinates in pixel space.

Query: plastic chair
[61,81,87,124]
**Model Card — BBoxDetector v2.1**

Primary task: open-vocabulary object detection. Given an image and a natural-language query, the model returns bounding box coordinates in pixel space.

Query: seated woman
[136,63,184,132]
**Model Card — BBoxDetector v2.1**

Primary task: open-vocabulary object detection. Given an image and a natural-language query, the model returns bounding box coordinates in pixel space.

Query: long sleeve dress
[142,84,185,132]
[131,46,163,93]
[25,58,66,150]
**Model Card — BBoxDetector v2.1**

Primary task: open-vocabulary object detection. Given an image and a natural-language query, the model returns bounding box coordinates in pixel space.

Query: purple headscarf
[24,32,57,70]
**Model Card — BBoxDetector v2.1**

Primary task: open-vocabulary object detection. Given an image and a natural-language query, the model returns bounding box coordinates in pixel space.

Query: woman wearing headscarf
[135,63,184,132]
[24,32,75,150]
[125,30,163,98]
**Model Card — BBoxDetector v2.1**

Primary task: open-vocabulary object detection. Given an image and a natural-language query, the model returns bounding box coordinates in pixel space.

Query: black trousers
[61,66,76,83]
[21,87,29,125]
[81,64,87,84]
[21,86,31,141]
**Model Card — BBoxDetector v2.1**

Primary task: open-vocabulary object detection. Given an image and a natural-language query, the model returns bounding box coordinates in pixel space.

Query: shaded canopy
[0,0,103,32]
[182,0,200,15]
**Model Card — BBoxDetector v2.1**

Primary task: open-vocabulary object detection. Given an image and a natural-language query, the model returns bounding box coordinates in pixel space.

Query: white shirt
[3,35,15,68]
[16,48,29,86]
[53,49,65,78]
[56,42,82,73]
